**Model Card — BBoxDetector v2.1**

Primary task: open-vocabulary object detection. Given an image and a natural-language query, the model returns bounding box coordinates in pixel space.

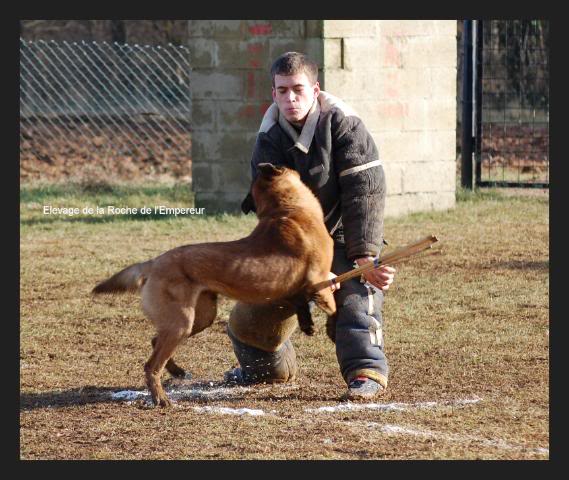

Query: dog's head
[249,163,304,217]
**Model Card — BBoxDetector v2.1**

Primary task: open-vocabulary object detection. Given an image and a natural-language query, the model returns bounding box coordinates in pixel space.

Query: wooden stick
[311,234,439,292]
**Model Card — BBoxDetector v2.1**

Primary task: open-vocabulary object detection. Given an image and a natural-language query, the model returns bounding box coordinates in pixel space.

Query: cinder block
[382,161,403,195]
[385,191,455,218]
[379,35,407,68]
[190,99,216,132]
[191,70,244,100]
[268,38,324,65]
[305,20,324,37]
[424,130,457,162]
[429,67,458,99]
[375,130,457,164]
[375,130,423,163]
[402,161,456,193]
[187,38,218,68]
[375,101,409,132]
[402,36,457,68]
[218,160,254,191]
[213,40,270,69]
[217,131,258,163]
[342,37,382,70]
[323,20,379,38]
[194,191,247,213]
[193,131,258,163]
[433,20,458,37]
[403,98,456,131]
[323,70,381,101]
[241,69,274,101]
[188,21,245,39]
[378,67,434,100]
[245,20,305,38]
[347,101,380,130]
[191,162,217,191]
[193,161,251,195]
[379,20,438,37]
[324,38,342,69]
[379,20,457,38]
[191,131,222,160]
[188,21,306,40]
[217,100,274,132]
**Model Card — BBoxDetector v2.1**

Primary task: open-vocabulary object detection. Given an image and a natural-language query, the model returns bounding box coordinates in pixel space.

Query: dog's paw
[156,395,172,408]
[299,325,316,336]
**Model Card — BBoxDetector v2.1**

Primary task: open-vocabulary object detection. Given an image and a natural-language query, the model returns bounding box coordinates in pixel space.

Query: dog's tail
[92,260,153,295]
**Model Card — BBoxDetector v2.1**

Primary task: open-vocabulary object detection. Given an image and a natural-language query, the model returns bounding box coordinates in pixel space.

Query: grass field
[19,182,549,460]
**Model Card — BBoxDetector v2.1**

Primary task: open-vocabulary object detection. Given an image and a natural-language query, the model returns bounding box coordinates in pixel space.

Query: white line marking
[304,397,483,413]
[371,423,549,456]
[110,384,253,403]
[110,390,149,401]
[192,406,265,416]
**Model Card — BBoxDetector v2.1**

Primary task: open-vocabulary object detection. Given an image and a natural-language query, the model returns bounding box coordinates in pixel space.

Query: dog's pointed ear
[257,163,285,178]
[241,191,256,214]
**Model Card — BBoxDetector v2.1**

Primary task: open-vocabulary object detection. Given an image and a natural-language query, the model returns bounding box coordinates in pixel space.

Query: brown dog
[92,163,336,407]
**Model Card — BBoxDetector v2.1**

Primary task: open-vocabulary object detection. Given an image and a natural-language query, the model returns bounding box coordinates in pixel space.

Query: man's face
[272,72,320,125]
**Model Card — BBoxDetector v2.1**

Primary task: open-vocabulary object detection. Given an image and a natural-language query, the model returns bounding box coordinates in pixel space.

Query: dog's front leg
[286,294,315,336]
[312,287,337,318]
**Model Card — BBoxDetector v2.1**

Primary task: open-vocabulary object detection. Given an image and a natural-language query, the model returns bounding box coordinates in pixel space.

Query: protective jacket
[242,91,386,261]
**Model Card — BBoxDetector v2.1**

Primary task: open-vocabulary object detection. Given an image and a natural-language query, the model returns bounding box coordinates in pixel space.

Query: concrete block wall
[322,20,457,217]
[188,20,457,216]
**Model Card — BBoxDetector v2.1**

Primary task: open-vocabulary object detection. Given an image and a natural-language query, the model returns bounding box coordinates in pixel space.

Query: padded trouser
[331,245,389,388]
[227,327,298,383]
[226,245,388,387]
[227,301,298,383]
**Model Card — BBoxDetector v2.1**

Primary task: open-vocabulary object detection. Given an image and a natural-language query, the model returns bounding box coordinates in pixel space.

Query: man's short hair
[270,52,319,86]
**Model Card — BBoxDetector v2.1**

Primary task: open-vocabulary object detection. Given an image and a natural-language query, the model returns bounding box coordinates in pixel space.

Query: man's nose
[286,90,296,102]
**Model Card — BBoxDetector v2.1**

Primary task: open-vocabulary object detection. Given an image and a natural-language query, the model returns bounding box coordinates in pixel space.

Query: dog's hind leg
[151,335,186,379]
[143,285,200,407]
[145,326,189,407]
[150,290,218,379]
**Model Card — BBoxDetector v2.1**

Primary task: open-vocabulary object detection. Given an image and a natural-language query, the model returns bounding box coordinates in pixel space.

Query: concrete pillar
[187,20,457,216]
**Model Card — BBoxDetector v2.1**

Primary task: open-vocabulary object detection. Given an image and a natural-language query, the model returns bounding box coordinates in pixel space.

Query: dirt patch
[20,117,192,184]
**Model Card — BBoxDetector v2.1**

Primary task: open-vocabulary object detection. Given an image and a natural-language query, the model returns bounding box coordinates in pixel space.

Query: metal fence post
[461,20,474,189]
[474,20,484,187]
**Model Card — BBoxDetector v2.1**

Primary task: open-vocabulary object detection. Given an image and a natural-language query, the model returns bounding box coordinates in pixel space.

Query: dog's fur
[92,164,336,407]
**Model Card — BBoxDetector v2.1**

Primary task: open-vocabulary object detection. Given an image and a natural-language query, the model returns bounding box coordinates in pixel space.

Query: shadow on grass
[20,212,220,226]
[20,385,140,411]
[20,181,193,204]
[19,380,258,411]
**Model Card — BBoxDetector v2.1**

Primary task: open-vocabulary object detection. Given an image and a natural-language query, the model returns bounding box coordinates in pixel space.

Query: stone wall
[187,20,457,216]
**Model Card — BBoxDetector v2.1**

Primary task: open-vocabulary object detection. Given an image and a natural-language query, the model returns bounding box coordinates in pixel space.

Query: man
[224,52,396,400]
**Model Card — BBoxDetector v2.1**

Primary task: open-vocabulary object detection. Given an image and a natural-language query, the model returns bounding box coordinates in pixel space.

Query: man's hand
[354,257,396,292]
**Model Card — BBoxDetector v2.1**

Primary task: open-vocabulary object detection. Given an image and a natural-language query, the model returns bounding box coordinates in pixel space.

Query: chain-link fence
[477,20,549,187]
[458,20,549,189]
[20,38,192,181]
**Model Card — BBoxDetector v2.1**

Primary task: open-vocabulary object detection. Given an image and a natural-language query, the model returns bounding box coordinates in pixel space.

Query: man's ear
[313,81,321,97]
[257,163,284,178]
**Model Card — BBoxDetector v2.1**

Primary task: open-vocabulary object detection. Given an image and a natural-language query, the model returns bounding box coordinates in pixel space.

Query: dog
[92,163,336,407]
